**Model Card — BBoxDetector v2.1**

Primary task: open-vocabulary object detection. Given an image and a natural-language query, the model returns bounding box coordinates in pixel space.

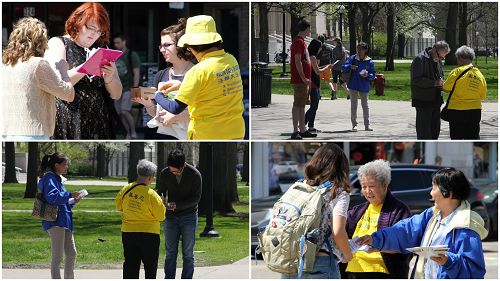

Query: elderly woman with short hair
[442,45,487,139]
[116,159,166,279]
[345,160,411,279]
[358,168,488,279]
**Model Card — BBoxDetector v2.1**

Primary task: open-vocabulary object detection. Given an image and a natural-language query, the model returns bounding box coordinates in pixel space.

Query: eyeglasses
[158,42,175,50]
[436,51,446,60]
[168,165,185,175]
[84,24,104,36]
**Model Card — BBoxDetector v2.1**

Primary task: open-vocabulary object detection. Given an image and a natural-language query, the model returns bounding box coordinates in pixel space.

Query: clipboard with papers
[76,48,123,77]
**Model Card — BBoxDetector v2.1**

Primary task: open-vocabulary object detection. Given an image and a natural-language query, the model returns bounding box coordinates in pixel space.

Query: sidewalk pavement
[251,94,498,140]
[2,256,250,279]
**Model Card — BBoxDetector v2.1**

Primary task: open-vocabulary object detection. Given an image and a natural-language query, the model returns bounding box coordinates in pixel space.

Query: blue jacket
[342,54,375,93]
[38,171,75,232]
[371,206,486,279]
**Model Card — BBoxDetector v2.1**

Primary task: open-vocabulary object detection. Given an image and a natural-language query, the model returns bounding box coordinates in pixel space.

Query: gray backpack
[256,180,332,277]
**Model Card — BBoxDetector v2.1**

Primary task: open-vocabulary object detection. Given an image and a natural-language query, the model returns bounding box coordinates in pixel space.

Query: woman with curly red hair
[44,2,122,139]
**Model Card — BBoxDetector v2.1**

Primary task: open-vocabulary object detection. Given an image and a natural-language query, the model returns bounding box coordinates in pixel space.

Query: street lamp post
[371,26,375,57]
[338,4,345,41]
[148,142,154,162]
[475,31,479,65]
[280,4,288,77]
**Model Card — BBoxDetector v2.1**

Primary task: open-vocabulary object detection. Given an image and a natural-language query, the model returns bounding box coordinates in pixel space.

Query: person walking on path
[342,42,375,132]
[331,37,348,99]
[113,33,141,139]
[38,152,81,279]
[305,39,333,133]
[157,149,202,279]
[116,159,166,279]
[411,41,450,140]
[317,35,335,99]
[442,45,487,139]
[289,19,316,140]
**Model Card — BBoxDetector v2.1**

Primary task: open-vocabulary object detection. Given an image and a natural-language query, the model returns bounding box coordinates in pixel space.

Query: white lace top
[316,189,350,260]
[2,57,73,136]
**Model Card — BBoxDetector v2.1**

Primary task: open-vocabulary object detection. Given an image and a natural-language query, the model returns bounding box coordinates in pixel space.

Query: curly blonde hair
[2,17,48,66]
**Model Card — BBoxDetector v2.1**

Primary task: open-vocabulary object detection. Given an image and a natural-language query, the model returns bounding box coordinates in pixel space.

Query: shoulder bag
[32,192,59,221]
[441,66,474,121]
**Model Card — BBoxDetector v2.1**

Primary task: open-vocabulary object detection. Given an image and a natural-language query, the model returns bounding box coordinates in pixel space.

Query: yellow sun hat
[177,15,223,47]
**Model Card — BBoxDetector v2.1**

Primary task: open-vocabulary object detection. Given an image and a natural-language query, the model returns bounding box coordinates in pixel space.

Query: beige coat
[1,57,73,137]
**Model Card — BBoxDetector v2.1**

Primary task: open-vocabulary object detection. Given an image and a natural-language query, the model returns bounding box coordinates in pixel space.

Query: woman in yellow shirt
[154,15,245,140]
[116,159,166,279]
[344,160,411,278]
[442,45,487,139]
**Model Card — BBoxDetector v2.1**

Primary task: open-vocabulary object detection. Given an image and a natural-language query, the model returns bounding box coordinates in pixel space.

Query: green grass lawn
[269,57,498,101]
[2,182,249,269]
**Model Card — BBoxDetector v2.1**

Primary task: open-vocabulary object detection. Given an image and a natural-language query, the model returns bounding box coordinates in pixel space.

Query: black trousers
[347,272,392,279]
[415,106,441,140]
[122,232,160,279]
[448,109,481,139]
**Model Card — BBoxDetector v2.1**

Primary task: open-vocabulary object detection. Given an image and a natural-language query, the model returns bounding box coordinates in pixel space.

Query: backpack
[256,180,332,277]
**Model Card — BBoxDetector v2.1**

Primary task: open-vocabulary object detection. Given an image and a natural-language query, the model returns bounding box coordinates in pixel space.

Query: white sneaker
[352,126,358,132]
[365,126,373,131]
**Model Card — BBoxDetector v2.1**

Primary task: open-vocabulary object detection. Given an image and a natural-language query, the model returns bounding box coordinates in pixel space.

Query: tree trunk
[96,144,106,178]
[348,3,357,54]
[385,3,395,71]
[445,3,458,65]
[397,33,406,58]
[458,3,468,46]
[358,3,370,44]
[3,142,18,183]
[127,142,145,183]
[24,142,39,198]
[258,3,269,63]
[289,3,302,39]
[242,143,249,185]
[198,143,237,215]
[155,142,166,188]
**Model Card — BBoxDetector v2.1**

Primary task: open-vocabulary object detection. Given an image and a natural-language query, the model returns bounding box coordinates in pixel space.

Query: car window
[388,170,431,192]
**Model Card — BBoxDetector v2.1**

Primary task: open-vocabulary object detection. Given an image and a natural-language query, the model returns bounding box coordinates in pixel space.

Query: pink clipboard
[76,48,123,77]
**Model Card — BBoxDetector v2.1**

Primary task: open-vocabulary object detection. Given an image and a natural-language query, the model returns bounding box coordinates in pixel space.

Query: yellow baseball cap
[177,15,223,47]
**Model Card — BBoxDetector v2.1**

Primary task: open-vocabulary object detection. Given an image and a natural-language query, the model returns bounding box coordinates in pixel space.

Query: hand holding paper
[76,48,123,77]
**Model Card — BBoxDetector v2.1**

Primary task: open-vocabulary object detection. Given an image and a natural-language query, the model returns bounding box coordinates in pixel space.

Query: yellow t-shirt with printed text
[346,203,389,274]
[443,64,486,110]
[115,182,166,234]
[176,49,244,140]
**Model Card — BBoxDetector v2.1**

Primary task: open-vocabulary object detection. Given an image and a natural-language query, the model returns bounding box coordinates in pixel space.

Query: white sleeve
[331,191,350,218]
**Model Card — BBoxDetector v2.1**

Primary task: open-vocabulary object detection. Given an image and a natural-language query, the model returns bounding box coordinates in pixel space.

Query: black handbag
[441,66,474,121]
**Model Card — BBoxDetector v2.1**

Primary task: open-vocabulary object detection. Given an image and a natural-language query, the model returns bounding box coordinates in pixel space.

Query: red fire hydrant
[374,72,385,96]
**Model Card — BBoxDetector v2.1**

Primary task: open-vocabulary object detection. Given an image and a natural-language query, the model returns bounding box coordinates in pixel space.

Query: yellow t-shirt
[443,64,486,110]
[176,49,245,140]
[115,182,166,234]
[346,203,389,274]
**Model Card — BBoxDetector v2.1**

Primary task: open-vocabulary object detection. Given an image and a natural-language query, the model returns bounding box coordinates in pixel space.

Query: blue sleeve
[342,55,353,73]
[372,207,434,253]
[440,229,485,279]
[42,176,71,205]
[367,60,376,81]
[154,91,188,114]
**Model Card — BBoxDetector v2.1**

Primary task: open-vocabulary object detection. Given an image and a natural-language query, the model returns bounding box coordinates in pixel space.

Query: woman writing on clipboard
[44,2,122,139]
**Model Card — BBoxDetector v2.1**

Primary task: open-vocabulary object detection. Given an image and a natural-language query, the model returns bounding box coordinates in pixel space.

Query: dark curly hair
[160,18,194,61]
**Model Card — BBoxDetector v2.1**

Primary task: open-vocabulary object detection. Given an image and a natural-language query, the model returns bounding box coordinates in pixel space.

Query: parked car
[349,164,490,235]
[251,164,491,258]
[478,182,498,239]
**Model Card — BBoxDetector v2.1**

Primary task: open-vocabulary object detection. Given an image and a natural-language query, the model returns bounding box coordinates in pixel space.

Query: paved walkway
[251,94,498,140]
[2,256,250,279]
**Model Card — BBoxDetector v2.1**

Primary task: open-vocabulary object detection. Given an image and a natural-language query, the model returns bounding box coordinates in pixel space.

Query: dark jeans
[305,87,321,128]
[448,109,481,139]
[122,232,160,279]
[347,272,391,279]
[415,106,441,139]
[164,212,198,279]
[155,132,179,140]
